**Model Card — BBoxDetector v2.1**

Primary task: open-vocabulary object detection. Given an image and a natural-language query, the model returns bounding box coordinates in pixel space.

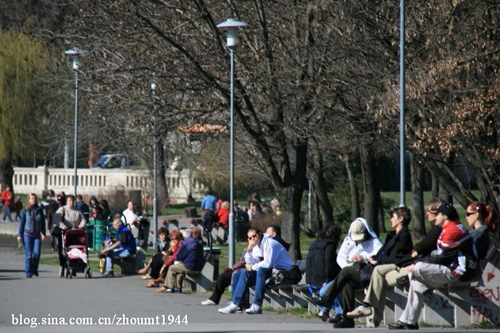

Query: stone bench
[182,252,215,293]
[256,248,500,329]
[385,248,500,328]
[112,247,146,275]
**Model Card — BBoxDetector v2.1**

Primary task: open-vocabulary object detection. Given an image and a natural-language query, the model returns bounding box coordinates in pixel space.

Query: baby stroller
[61,228,92,279]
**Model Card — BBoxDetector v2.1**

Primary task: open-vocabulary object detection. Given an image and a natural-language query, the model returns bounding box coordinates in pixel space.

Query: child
[14,196,23,221]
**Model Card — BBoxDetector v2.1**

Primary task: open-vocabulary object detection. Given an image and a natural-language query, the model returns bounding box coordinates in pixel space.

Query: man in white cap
[312,217,383,328]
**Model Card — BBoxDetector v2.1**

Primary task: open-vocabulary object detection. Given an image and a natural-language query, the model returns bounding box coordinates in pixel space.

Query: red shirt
[217,207,230,228]
[1,190,13,206]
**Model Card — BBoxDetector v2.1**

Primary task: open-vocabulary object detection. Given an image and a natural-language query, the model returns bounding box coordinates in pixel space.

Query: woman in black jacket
[306,223,342,321]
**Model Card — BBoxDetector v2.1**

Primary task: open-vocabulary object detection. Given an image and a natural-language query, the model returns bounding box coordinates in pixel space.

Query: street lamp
[217,19,248,266]
[65,47,89,197]
[151,82,158,248]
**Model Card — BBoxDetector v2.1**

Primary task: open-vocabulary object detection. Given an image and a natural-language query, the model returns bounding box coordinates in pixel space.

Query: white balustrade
[12,166,205,204]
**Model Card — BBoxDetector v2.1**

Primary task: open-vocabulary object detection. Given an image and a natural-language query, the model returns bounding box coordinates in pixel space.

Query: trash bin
[85,224,94,251]
[94,220,107,252]
[204,247,221,281]
[235,218,248,242]
[138,218,150,250]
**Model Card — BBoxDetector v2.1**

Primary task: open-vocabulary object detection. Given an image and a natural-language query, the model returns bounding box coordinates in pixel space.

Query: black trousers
[209,270,232,304]
[323,266,363,313]
[149,253,164,279]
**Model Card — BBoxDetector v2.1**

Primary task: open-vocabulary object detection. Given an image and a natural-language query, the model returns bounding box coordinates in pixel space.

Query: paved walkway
[1,218,494,332]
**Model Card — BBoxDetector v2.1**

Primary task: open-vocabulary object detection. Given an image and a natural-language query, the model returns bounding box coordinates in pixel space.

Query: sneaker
[333,316,355,329]
[245,304,262,314]
[388,320,419,330]
[318,311,329,322]
[218,302,241,314]
[201,299,217,306]
[102,271,114,277]
[172,287,182,293]
[162,288,173,293]
[328,313,342,324]
[346,305,372,318]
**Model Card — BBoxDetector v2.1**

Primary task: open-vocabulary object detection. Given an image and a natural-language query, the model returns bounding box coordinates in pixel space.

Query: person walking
[17,194,46,278]
[1,186,14,222]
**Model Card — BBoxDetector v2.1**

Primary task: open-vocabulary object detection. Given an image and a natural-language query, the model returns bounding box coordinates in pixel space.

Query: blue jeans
[232,267,272,306]
[3,205,13,222]
[23,235,41,276]
[319,280,343,314]
[105,245,130,272]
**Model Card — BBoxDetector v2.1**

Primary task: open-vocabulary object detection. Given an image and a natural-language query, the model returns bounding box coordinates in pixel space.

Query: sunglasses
[248,234,258,240]
[466,212,476,217]
[171,238,178,240]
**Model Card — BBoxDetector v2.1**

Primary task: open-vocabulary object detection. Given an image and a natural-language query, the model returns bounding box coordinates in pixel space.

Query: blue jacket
[201,194,217,212]
[117,224,136,254]
[175,236,204,271]
[18,207,46,237]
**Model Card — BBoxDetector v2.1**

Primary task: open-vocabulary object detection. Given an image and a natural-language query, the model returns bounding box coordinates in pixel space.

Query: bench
[182,252,215,293]
[112,247,146,275]
[385,247,500,328]
[256,248,500,328]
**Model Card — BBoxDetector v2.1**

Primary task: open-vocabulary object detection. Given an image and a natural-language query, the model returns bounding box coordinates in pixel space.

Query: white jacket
[336,217,383,268]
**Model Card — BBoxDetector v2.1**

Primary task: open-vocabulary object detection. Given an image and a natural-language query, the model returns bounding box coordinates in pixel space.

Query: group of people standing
[307,198,499,329]
[14,190,137,278]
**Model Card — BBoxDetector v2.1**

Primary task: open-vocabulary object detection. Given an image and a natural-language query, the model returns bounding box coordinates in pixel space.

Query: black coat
[306,238,341,286]
[373,226,413,266]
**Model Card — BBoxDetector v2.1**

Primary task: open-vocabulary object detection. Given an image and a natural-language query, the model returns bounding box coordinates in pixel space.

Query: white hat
[349,220,366,241]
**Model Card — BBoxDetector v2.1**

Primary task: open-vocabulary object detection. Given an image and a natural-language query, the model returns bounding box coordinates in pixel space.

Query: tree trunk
[409,151,426,238]
[314,193,322,233]
[425,159,477,208]
[343,156,360,220]
[0,159,14,192]
[360,144,379,234]
[279,183,304,261]
[157,140,169,208]
[307,153,334,226]
[431,170,439,199]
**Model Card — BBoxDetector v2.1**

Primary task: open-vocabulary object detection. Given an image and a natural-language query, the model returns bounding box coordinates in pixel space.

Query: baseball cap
[436,203,456,218]
[349,220,366,241]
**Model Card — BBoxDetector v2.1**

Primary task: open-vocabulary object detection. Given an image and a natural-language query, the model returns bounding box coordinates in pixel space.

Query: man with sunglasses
[219,225,294,315]
[201,228,262,306]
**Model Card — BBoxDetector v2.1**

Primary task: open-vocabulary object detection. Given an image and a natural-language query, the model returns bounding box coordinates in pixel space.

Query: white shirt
[122,208,139,237]
[244,245,263,265]
[251,234,294,271]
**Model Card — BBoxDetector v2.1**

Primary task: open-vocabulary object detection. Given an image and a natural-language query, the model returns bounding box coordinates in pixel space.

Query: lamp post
[399,0,406,207]
[65,48,89,197]
[217,19,248,266]
[151,82,158,247]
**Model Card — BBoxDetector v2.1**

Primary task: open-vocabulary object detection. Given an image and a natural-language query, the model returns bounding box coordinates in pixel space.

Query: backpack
[265,265,302,288]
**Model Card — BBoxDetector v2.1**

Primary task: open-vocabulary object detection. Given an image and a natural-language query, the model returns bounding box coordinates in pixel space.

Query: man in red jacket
[1,186,14,222]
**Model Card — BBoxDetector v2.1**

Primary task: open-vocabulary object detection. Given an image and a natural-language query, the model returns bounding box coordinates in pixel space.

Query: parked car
[93,154,132,168]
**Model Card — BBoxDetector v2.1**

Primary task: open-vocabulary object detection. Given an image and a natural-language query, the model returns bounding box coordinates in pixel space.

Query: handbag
[51,224,61,237]
[265,265,302,288]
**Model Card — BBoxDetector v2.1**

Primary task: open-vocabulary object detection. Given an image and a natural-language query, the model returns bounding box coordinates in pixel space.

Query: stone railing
[12,166,205,204]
